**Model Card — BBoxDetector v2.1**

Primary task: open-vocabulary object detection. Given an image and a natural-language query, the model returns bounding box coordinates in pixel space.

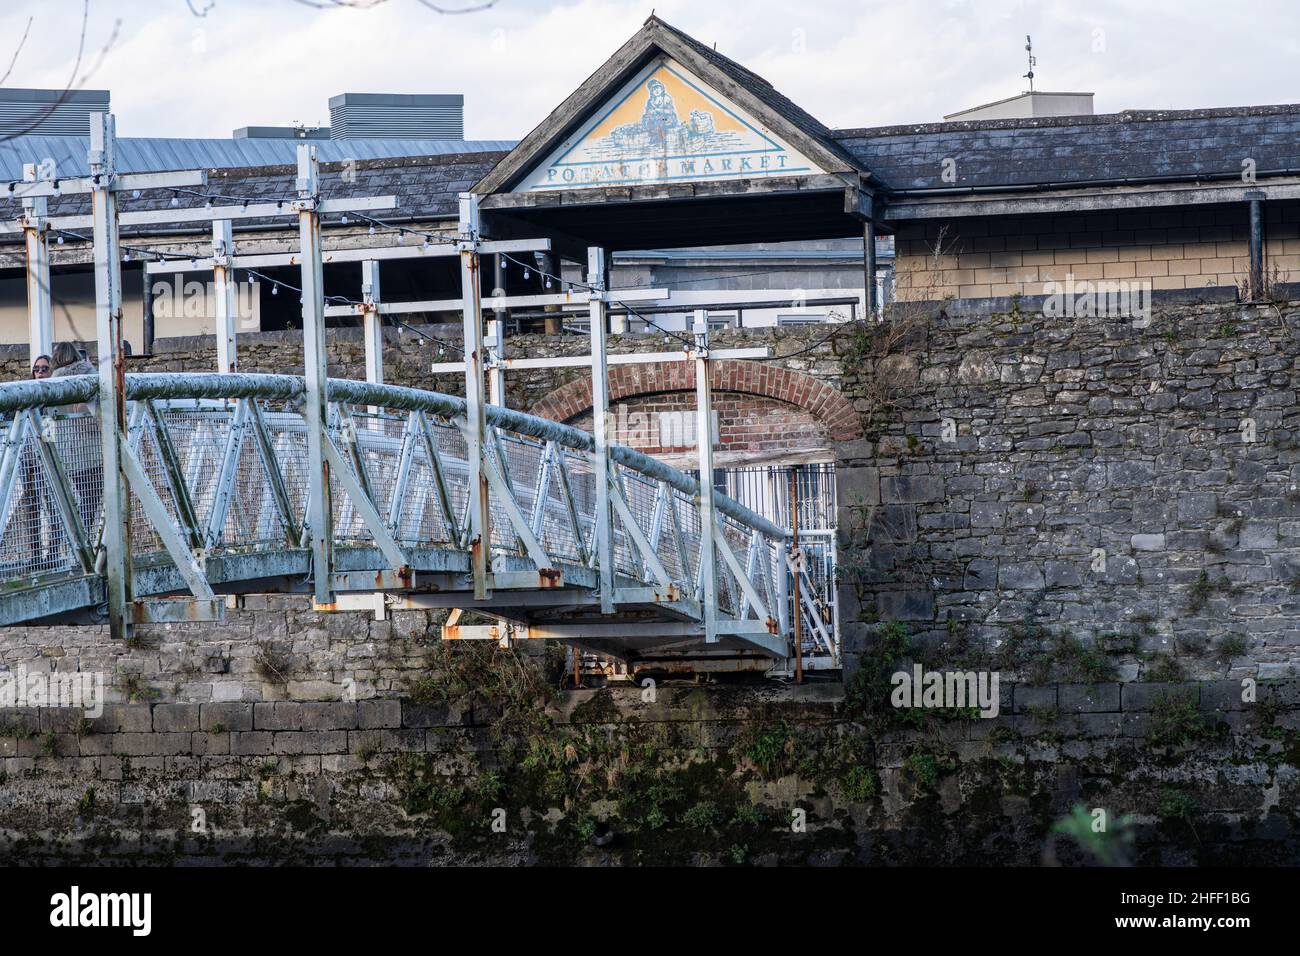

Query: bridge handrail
[0,372,787,541]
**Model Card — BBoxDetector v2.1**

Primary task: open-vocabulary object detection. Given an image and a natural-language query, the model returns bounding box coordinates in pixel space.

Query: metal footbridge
[0,372,832,670]
[0,114,838,674]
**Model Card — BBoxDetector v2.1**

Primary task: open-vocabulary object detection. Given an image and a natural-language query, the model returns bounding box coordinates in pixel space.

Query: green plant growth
[1050,803,1135,866]
[902,747,955,790]
[1146,690,1209,747]
[118,673,160,703]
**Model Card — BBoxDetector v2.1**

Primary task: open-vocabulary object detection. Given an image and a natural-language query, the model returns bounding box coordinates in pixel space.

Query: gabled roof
[473,15,869,195]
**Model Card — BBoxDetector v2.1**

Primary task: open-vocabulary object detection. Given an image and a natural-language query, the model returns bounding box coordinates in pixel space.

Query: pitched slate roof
[0,150,506,242]
[832,104,1300,193]
[0,135,515,181]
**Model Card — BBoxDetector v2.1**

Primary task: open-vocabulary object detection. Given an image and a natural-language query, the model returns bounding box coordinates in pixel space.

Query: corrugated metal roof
[0,135,516,179]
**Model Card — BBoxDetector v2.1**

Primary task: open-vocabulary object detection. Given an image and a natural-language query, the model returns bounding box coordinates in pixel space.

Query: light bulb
[56,235,64,245]
[340,215,349,225]
[170,195,179,207]
[368,225,375,236]
[204,199,212,209]
[131,189,140,199]
[523,269,530,280]
[272,285,278,296]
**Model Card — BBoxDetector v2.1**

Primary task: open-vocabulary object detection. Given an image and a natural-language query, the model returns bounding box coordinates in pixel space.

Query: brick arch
[531,359,863,441]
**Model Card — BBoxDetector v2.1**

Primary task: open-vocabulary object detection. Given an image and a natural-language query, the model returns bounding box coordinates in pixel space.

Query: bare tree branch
[0,17,34,86]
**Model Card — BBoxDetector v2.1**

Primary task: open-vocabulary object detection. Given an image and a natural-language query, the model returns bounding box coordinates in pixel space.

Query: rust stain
[538,567,562,588]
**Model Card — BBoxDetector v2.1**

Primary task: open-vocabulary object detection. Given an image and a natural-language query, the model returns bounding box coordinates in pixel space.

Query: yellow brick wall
[892,203,1300,301]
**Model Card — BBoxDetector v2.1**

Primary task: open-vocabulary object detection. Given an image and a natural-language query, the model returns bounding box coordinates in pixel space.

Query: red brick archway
[530,359,863,441]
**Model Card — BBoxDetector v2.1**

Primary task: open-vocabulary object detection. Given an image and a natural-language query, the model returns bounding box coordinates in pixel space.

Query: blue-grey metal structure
[0,372,802,663]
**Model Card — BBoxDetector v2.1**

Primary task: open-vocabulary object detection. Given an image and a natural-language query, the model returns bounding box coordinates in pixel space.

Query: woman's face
[32,359,51,379]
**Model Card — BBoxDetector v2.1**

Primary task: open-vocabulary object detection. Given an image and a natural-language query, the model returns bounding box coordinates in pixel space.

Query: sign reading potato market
[516,57,824,191]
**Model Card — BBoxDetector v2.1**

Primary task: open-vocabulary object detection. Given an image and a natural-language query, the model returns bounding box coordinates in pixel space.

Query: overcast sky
[3,0,1298,141]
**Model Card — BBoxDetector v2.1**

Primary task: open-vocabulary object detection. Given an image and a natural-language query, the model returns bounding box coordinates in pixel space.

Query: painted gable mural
[515,58,825,191]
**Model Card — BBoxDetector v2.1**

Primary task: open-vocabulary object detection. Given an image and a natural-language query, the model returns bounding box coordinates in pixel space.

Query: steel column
[488,253,506,406]
[212,220,238,372]
[361,259,383,385]
[863,220,878,318]
[589,246,614,613]
[22,163,52,366]
[89,112,133,640]
[1248,198,1265,300]
[459,192,490,599]
[693,309,718,643]
[297,144,334,605]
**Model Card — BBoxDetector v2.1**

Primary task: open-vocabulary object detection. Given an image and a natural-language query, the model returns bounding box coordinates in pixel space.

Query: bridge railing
[0,373,802,656]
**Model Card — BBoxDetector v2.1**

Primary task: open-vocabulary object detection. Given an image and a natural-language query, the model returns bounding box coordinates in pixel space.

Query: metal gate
[709,461,839,667]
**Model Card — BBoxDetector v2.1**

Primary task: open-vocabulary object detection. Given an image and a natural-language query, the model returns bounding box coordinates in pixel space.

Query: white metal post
[212,219,237,373]
[693,309,718,642]
[297,145,334,606]
[488,254,506,406]
[22,163,52,366]
[89,113,132,640]
[459,193,490,599]
[361,259,383,385]
[589,247,614,613]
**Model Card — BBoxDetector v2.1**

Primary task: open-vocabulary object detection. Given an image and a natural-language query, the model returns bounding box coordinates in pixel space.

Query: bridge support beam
[297,145,335,607]
[588,246,614,613]
[460,193,491,600]
[693,309,718,644]
[89,112,133,641]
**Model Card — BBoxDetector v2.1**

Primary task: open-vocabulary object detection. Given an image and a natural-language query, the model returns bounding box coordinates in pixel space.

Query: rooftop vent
[328,93,464,140]
[0,88,111,136]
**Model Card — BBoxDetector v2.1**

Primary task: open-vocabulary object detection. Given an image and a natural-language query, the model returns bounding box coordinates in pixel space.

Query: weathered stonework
[838,298,1300,683]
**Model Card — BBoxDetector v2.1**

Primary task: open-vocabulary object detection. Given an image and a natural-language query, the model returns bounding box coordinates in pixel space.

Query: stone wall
[837,298,1300,684]
[1,630,1297,864]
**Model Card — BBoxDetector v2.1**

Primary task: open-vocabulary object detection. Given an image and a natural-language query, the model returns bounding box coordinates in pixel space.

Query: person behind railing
[49,342,102,542]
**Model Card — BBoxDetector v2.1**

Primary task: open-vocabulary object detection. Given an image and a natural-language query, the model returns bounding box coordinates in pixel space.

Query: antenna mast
[1023,35,1036,92]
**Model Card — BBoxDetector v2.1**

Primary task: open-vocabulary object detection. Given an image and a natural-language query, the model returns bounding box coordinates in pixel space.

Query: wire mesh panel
[52,410,104,552]
[125,418,174,559]
[0,419,81,579]
[156,403,237,545]
[428,416,470,544]
[393,423,455,546]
